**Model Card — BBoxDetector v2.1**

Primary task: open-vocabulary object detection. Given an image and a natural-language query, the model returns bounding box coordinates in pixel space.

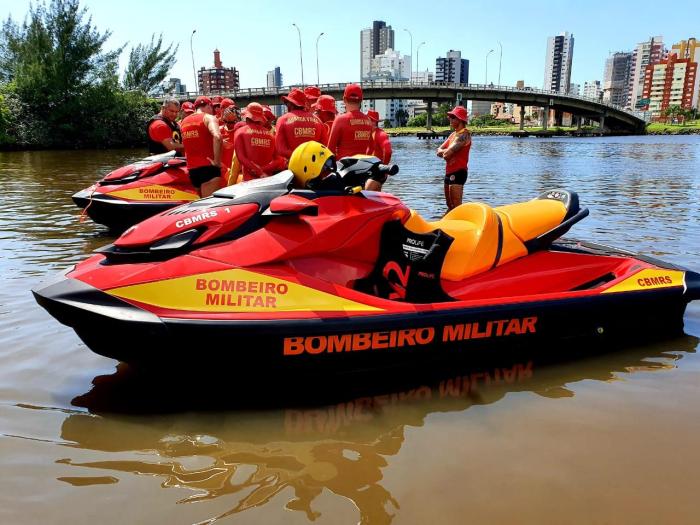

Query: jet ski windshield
[213,171,294,200]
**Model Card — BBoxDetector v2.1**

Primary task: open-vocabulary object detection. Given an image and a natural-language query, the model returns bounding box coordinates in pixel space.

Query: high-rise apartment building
[198,49,240,95]
[583,80,602,100]
[628,36,665,109]
[266,66,283,117]
[360,21,395,80]
[641,53,699,115]
[603,52,632,107]
[435,50,469,84]
[569,83,580,96]
[544,32,574,93]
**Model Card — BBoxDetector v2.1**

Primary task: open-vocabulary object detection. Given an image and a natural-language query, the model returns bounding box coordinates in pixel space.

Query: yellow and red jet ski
[35,157,700,369]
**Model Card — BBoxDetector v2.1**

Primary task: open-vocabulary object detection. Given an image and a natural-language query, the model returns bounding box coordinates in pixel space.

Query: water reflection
[56,338,696,524]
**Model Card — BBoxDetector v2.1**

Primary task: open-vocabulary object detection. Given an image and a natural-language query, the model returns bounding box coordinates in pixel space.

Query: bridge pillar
[519,105,525,131]
[599,114,606,132]
[426,100,433,129]
[577,116,582,130]
[542,105,549,130]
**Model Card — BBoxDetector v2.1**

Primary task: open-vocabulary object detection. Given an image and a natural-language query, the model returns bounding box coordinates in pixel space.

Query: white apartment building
[583,80,601,100]
[544,32,574,93]
[628,36,666,109]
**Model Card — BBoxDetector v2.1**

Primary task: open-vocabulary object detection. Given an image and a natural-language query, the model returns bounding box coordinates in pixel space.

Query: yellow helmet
[288,141,336,188]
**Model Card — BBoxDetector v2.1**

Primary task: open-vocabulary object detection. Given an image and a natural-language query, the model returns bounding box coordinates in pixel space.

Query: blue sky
[4,0,699,90]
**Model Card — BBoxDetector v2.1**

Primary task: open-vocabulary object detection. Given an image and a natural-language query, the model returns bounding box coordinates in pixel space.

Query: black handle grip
[378,164,399,176]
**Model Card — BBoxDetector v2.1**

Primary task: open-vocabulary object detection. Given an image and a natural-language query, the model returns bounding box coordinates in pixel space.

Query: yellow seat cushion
[404,203,504,281]
[403,199,568,282]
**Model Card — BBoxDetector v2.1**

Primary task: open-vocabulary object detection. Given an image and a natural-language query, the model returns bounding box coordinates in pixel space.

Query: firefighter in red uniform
[180,96,223,197]
[262,105,276,131]
[303,85,322,111]
[219,98,239,179]
[146,98,184,155]
[275,88,328,163]
[313,95,337,136]
[179,101,195,123]
[365,110,392,191]
[437,105,472,210]
[235,103,286,182]
[327,84,375,185]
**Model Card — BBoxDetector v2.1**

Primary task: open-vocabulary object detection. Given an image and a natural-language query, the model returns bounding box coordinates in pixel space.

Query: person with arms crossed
[437,105,472,210]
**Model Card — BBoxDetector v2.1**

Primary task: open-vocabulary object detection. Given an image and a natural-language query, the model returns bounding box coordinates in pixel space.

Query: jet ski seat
[403,192,585,281]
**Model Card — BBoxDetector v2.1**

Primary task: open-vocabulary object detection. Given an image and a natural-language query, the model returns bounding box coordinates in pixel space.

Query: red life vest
[181,113,215,170]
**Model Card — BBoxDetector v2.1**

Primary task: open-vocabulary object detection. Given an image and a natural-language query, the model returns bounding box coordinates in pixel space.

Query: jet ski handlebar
[377,163,399,177]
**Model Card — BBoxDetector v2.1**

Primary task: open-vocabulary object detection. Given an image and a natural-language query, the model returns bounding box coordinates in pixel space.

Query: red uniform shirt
[274,109,328,159]
[234,123,285,181]
[440,128,471,174]
[371,128,392,164]
[327,110,374,160]
[181,113,215,170]
[220,124,236,172]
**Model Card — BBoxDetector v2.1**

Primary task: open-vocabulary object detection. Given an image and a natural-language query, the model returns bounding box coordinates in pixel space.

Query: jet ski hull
[33,243,699,369]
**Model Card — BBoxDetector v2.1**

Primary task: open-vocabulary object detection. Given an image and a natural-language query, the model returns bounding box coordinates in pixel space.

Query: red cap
[343,83,363,102]
[281,88,307,108]
[262,105,275,122]
[304,86,322,102]
[181,101,195,114]
[313,94,337,114]
[367,110,380,122]
[447,106,468,123]
[194,96,212,108]
[220,98,237,110]
[211,95,223,106]
[242,102,266,124]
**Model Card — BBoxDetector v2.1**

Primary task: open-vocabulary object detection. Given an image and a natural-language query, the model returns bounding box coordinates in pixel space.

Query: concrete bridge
[165,81,646,133]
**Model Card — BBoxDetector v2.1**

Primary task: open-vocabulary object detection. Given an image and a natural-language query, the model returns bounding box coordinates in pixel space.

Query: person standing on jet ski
[437,106,472,210]
[146,98,185,155]
[180,96,223,197]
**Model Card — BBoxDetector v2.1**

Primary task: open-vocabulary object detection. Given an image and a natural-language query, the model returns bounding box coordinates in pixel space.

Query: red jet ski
[36,157,700,369]
[73,151,200,230]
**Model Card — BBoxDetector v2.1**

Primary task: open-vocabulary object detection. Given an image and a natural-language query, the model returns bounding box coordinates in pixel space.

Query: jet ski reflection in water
[62,336,698,523]
[34,141,700,369]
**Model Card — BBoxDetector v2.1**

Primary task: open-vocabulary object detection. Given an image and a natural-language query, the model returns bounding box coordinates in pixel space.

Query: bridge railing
[163,81,639,120]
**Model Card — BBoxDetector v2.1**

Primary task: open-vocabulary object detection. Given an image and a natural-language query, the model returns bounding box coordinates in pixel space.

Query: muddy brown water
[1,136,699,524]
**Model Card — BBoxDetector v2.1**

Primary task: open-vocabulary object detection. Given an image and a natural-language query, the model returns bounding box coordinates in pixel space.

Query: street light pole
[485,49,494,85]
[416,41,426,81]
[498,41,503,85]
[190,29,197,96]
[292,23,304,87]
[315,32,325,86]
[403,28,413,82]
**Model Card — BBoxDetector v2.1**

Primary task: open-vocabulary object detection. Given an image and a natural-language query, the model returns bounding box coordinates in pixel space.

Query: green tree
[407,113,427,127]
[123,33,178,95]
[0,0,135,147]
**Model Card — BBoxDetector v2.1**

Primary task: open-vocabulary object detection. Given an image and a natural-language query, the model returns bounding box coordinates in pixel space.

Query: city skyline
[4,0,699,92]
